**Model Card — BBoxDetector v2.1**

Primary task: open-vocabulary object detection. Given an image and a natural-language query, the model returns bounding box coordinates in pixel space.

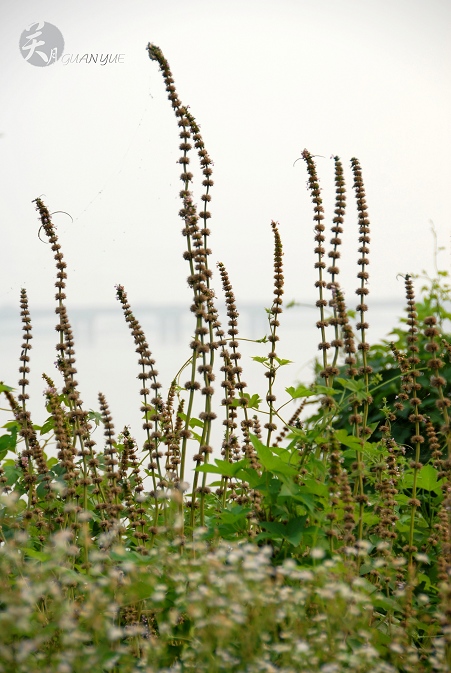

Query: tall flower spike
[328,156,346,285]
[165,397,184,476]
[374,430,400,545]
[203,291,236,504]
[115,284,164,485]
[3,382,37,513]
[16,290,47,478]
[264,221,284,445]
[350,158,373,388]
[33,198,90,461]
[405,276,421,372]
[327,157,346,373]
[147,43,213,229]
[184,107,214,235]
[98,392,124,526]
[404,276,424,438]
[334,286,357,378]
[120,427,149,554]
[43,376,79,515]
[424,314,451,458]
[147,43,214,299]
[216,262,249,460]
[18,289,32,404]
[148,46,220,528]
[160,382,182,477]
[301,150,332,385]
[392,277,425,562]
[326,435,343,552]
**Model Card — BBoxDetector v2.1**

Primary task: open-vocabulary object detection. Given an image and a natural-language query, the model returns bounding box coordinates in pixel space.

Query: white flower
[310,547,325,560]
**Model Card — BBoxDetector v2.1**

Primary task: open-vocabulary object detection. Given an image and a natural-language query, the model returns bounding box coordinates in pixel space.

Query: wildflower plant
[0,43,451,672]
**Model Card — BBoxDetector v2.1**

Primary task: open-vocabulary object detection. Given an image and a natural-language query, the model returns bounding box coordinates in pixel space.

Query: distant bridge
[0,299,407,346]
[0,302,277,345]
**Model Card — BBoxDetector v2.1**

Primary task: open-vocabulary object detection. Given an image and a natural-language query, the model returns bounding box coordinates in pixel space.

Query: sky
[1,1,451,451]
[1,0,451,314]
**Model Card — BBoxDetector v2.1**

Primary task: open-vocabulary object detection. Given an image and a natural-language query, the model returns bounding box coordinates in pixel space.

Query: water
[0,299,405,478]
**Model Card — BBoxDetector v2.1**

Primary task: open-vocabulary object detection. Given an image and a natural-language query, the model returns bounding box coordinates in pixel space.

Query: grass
[1,42,451,672]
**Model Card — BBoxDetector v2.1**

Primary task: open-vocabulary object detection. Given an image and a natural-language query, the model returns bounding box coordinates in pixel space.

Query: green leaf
[372,593,403,613]
[355,575,378,594]
[248,393,262,409]
[143,406,158,421]
[195,458,250,478]
[252,356,268,364]
[335,377,371,402]
[300,478,329,498]
[285,385,315,399]
[88,410,102,427]
[299,455,327,479]
[292,491,317,513]
[362,512,379,527]
[278,483,317,513]
[417,465,442,492]
[259,521,286,537]
[230,393,261,410]
[275,357,293,366]
[0,433,16,452]
[40,418,55,435]
[178,413,204,429]
[401,465,443,493]
[336,377,366,393]
[250,435,297,478]
[23,548,52,562]
[0,384,14,393]
[312,385,339,396]
[285,517,308,546]
[334,429,366,451]
[3,464,22,486]
[417,572,432,592]
[189,417,204,429]
[127,579,156,601]
[2,421,19,430]
[218,505,251,527]
[237,467,261,489]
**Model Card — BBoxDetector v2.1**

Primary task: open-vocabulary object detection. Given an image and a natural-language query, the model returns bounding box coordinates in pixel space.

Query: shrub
[1,43,451,672]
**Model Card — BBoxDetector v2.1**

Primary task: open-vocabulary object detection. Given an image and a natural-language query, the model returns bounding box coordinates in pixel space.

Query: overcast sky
[1,0,451,314]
